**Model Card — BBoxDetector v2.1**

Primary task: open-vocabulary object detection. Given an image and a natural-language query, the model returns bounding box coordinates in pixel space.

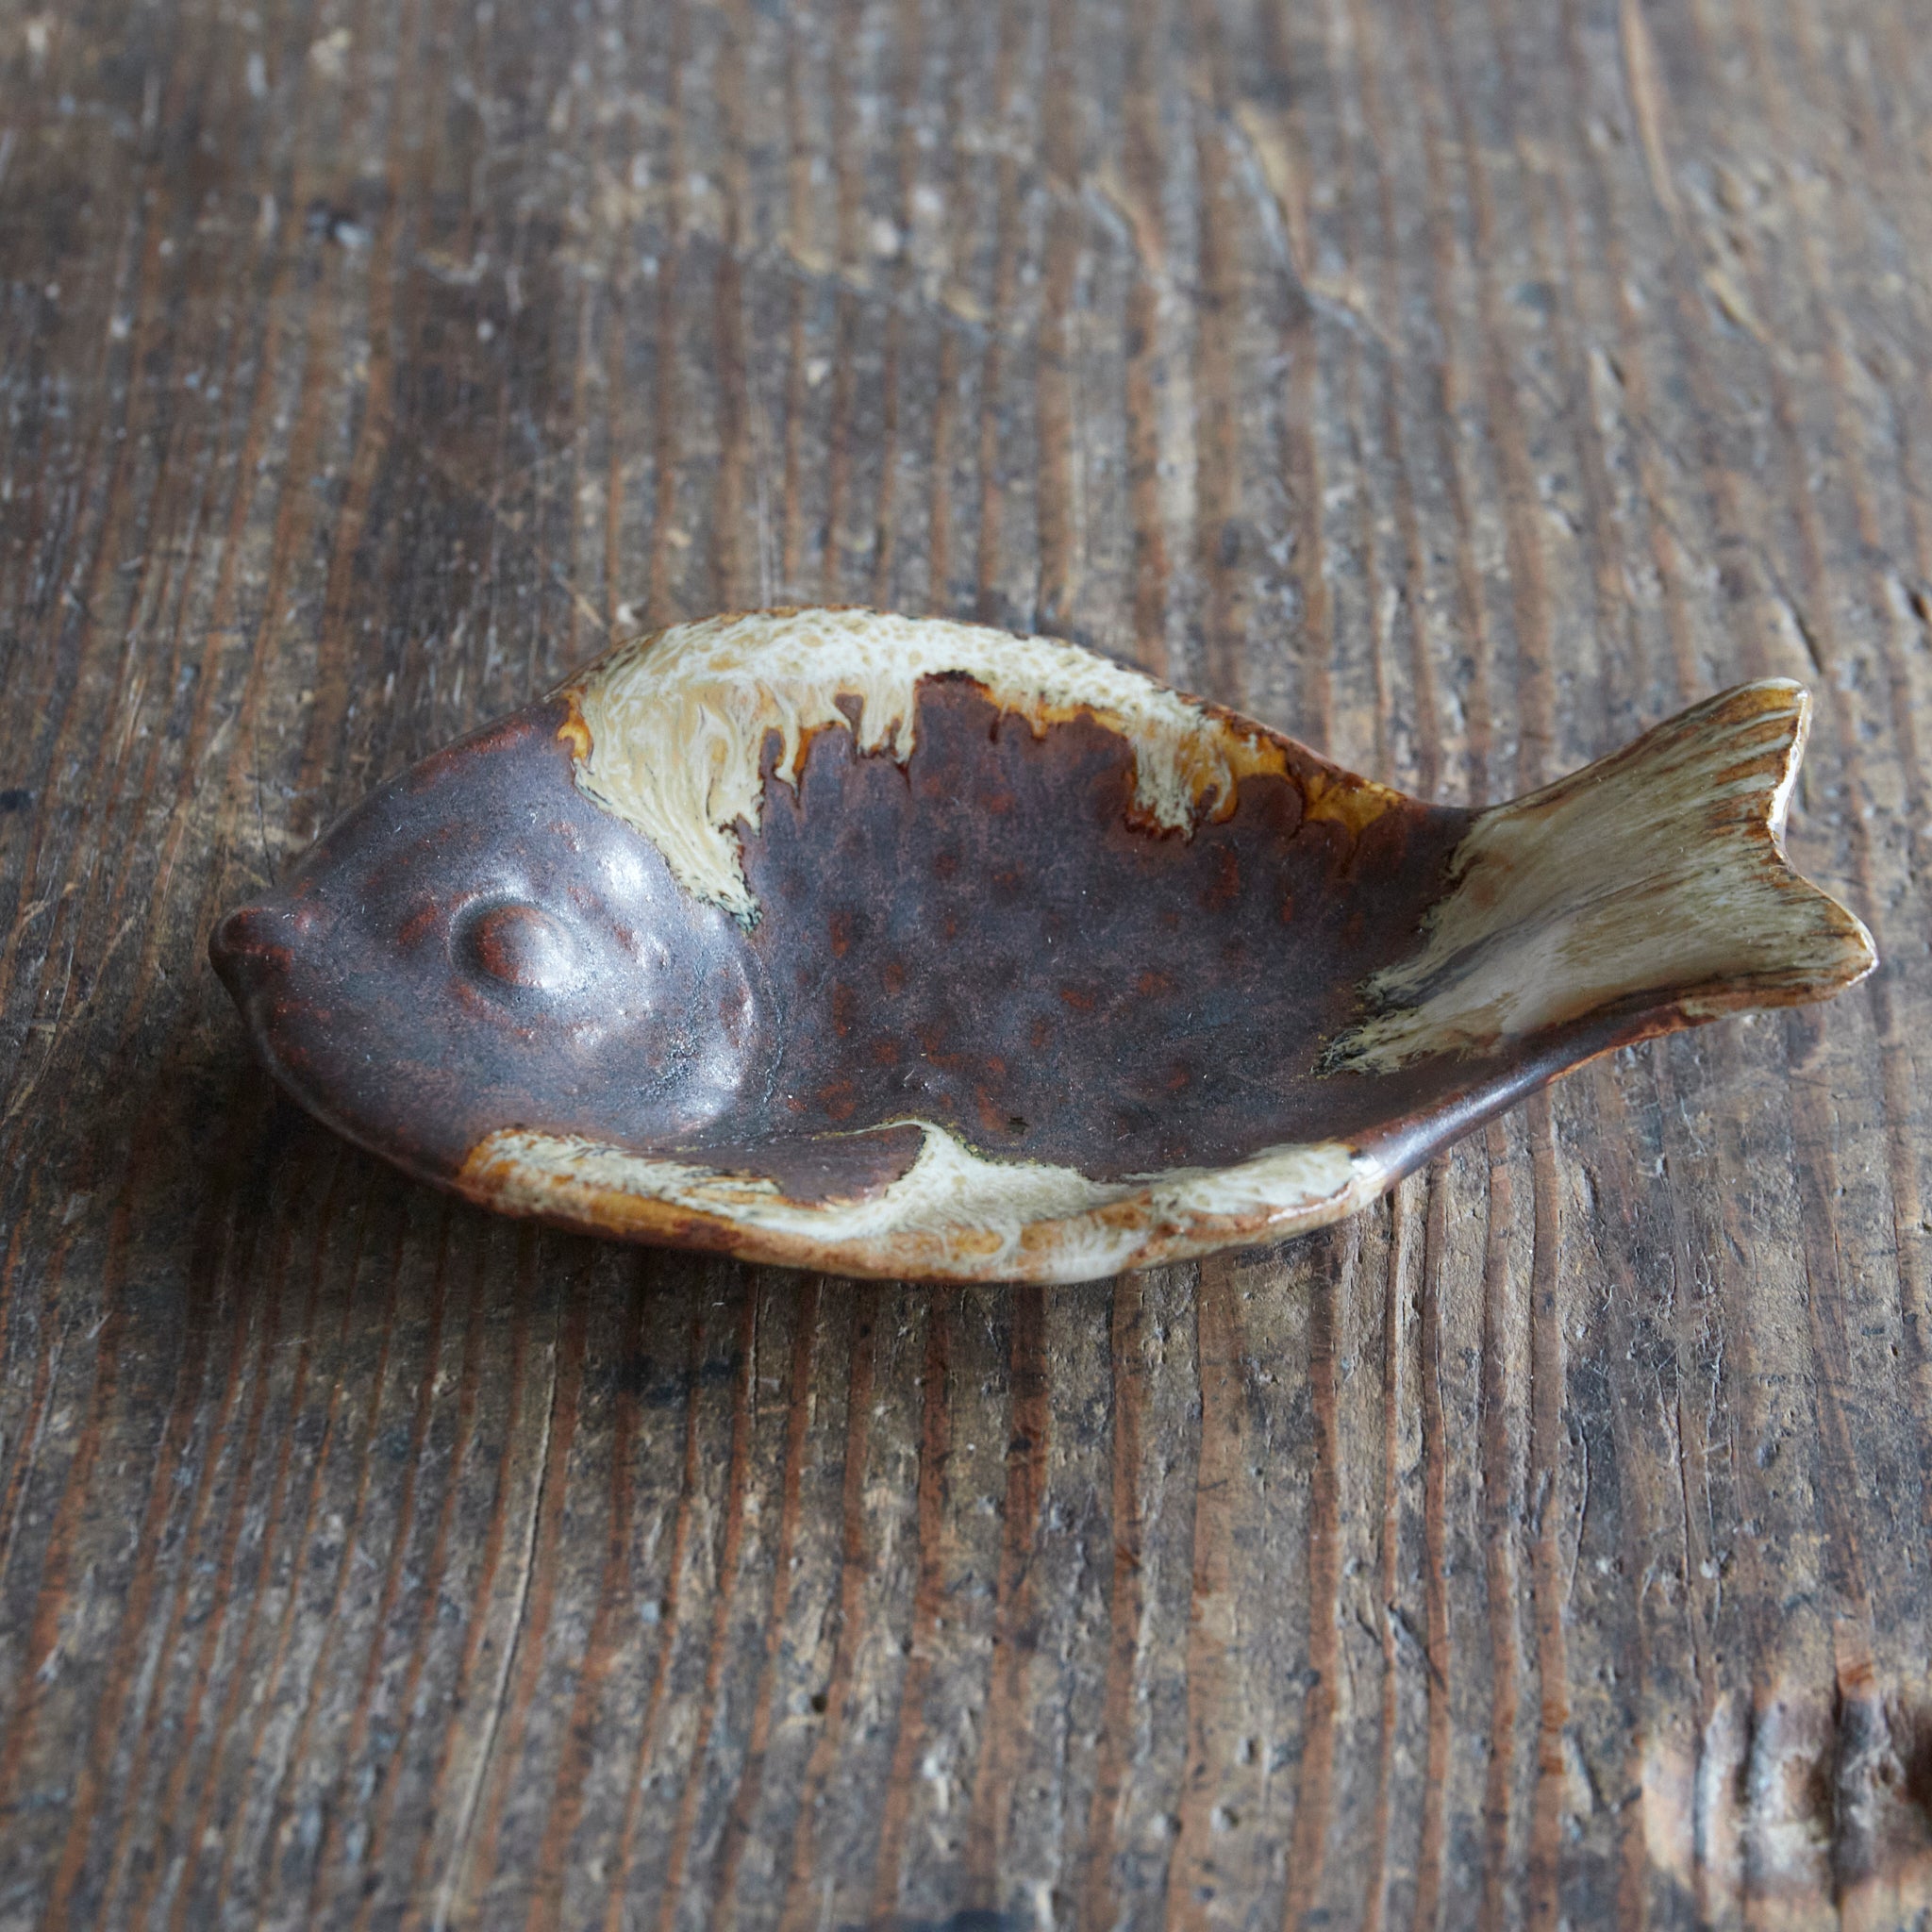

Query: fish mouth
[209,899,291,1013]
[208,895,394,1168]
[208,896,320,1109]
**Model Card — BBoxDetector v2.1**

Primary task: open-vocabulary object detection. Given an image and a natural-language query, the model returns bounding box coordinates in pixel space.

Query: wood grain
[1,0,1928,1923]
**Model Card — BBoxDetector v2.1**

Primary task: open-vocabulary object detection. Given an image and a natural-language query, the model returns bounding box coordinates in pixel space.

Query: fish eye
[456,900,584,995]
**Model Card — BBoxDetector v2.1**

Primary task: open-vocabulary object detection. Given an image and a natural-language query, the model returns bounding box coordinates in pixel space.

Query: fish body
[212,609,1874,1282]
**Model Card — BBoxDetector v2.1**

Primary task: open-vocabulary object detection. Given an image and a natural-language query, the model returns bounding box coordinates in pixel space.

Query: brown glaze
[735,680,1469,1174]
[210,610,1876,1282]
[209,701,771,1183]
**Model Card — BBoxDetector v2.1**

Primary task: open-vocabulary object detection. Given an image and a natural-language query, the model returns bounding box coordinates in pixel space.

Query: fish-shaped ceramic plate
[211,609,1874,1283]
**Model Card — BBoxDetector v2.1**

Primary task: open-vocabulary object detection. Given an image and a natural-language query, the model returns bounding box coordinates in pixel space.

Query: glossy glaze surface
[211,609,1875,1281]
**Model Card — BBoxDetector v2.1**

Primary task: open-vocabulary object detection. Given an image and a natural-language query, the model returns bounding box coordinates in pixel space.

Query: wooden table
[3,0,1928,1924]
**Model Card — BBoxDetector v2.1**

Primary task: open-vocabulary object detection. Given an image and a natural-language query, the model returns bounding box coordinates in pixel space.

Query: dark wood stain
[3,0,1929,1921]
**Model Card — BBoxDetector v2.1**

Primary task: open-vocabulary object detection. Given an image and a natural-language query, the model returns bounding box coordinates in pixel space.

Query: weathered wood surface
[1,0,1929,1924]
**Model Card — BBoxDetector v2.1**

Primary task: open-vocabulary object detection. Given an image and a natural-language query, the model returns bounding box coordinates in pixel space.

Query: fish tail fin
[1328,680,1876,1073]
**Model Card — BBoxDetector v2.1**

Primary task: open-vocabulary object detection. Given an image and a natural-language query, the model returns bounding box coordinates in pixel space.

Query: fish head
[208,699,768,1185]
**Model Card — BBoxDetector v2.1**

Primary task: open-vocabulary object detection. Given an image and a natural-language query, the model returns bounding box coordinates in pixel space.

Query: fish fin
[1327,680,1876,1073]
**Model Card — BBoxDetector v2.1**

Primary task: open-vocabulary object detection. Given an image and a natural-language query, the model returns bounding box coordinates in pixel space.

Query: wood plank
[2,0,1928,1922]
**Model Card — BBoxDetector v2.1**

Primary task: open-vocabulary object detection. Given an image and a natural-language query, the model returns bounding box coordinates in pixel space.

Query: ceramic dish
[210,608,1874,1283]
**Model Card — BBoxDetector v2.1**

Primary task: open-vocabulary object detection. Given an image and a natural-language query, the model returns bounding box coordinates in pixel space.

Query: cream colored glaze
[1326,680,1876,1073]
[459,1121,1385,1285]
[562,608,1400,924]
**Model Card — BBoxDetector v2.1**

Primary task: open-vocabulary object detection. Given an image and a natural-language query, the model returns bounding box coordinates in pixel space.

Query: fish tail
[1326,680,1876,1074]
